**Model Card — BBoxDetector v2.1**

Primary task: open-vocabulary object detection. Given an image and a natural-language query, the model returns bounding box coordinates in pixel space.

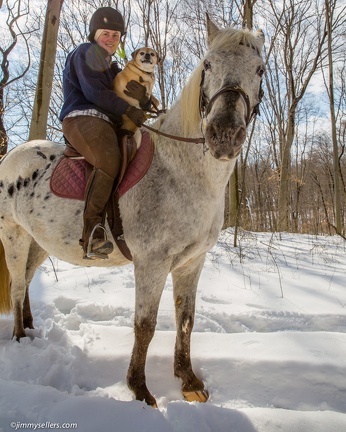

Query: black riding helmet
[87,7,126,42]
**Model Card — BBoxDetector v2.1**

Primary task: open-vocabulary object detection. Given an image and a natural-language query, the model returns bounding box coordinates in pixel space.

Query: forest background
[1,0,345,237]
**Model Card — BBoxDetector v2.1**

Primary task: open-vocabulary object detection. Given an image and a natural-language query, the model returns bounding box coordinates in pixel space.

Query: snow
[1,230,346,431]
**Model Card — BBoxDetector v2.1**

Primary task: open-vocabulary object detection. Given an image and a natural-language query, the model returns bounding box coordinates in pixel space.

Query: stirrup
[85,223,113,260]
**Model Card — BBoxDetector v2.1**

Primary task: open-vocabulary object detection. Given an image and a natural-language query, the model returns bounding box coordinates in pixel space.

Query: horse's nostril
[234,126,246,145]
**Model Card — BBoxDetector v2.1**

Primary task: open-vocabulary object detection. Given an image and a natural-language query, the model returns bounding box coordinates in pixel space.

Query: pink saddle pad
[50,131,154,200]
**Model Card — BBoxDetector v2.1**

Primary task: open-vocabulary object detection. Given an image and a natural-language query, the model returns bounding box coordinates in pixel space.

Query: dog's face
[132,47,160,73]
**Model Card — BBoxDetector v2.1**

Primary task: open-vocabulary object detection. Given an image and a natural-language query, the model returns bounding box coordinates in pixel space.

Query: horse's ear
[206,12,219,45]
[255,29,265,49]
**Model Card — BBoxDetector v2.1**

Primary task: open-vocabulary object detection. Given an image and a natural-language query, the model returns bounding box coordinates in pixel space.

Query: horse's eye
[204,60,212,71]
[257,66,265,78]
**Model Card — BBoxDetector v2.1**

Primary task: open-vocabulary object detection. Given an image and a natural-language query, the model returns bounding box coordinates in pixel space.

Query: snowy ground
[1,230,346,431]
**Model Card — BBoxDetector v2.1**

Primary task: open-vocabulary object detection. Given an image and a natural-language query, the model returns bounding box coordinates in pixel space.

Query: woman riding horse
[60,7,150,260]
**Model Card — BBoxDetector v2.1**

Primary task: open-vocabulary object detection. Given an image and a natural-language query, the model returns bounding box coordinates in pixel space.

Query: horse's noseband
[199,69,264,126]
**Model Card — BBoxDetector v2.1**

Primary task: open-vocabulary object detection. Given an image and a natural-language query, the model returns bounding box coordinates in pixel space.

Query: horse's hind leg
[2,225,47,340]
[3,227,31,340]
[23,241,49,329]
[172,253,209,403]
[23,288,34,330]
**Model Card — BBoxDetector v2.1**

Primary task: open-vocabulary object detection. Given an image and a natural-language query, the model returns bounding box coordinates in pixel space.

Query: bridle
[144,69,264,144]
[199,69,264,126]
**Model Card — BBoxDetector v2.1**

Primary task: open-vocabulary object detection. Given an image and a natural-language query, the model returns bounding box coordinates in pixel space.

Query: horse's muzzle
[205,123,246,160]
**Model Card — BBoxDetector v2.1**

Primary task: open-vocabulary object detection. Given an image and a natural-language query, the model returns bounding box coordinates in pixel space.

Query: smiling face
[96,29,121,55]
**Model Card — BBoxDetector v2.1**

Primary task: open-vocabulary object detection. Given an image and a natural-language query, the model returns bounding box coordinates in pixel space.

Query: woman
[59,7,150,260]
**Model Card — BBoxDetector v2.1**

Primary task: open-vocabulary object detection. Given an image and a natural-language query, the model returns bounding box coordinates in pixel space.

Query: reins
[142,124,205,144]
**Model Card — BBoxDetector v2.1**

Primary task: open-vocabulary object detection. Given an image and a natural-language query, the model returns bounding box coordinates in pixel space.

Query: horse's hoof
[12,327,26,342]
[145,395,158,408]
[13,332,26,342]
[183,389,209,403]
[136,389,158,408]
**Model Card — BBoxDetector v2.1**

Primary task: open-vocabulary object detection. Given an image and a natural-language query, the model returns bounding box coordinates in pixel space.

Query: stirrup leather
[85,223,113,260]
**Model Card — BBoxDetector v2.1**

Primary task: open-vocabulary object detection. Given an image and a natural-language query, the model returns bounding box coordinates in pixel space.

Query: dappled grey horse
[0,17,265,406]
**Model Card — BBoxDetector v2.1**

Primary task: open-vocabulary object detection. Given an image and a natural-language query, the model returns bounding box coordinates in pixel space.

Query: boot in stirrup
[84,223,114,260]
[81,168,116,260]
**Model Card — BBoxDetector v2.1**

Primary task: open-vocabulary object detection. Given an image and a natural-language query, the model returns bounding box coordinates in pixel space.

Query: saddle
[50,130,154,260]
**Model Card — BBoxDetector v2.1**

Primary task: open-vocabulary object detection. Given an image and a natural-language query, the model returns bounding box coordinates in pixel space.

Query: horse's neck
[156,105,235,194]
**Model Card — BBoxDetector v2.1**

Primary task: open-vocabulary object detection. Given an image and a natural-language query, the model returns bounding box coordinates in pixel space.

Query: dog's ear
[131,49,140,60]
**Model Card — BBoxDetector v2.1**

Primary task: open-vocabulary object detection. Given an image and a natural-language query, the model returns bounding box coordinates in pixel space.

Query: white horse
[0,17,265,406]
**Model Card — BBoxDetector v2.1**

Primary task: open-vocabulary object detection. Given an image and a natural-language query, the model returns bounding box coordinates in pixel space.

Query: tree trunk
[325,0,342,235]
[29,0,64,140]
[0,87,8,156]
[226,0,257,231]
[278,112,295,231]
[242,0,254,29]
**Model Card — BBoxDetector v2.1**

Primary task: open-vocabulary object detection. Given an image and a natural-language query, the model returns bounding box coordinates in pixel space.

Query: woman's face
[96,30,121,55]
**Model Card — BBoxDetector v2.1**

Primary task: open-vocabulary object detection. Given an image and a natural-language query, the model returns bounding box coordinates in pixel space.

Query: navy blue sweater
[59,42,129,125]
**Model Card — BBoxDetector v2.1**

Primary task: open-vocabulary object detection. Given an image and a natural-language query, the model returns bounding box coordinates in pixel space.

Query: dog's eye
[150,53,156,57]
[204,60,212,72]
[257,66,265,78]
[140,51,145,56]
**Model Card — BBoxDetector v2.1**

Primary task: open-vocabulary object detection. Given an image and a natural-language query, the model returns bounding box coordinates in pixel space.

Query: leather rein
[143,69,263,145]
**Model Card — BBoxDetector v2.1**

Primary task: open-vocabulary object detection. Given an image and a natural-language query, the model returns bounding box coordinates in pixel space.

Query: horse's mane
[181,26,263,137]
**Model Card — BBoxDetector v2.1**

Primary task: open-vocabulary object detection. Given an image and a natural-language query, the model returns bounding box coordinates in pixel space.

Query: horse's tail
[0,239,12,314]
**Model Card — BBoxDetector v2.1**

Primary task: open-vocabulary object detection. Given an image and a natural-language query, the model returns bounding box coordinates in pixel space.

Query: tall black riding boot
[80,168,115,260]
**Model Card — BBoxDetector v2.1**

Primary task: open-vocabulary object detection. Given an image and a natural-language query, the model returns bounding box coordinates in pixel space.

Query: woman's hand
[125,105,147,127]
[124,81,151,108]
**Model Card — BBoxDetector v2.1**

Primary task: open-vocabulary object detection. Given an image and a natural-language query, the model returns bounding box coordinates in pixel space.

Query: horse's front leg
[127,258,171,407]
[172,253,209,403]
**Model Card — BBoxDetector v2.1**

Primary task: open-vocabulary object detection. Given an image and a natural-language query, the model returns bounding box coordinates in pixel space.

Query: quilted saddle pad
[50,131,154,200]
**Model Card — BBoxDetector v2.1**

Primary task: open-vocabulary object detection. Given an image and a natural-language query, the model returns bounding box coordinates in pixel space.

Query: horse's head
[199,17,265,160]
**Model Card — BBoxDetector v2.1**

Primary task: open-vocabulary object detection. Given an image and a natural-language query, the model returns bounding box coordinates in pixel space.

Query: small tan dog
[114,47,160,147]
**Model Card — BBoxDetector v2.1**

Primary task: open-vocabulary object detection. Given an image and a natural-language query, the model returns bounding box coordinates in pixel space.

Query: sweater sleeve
[72,44,129,119]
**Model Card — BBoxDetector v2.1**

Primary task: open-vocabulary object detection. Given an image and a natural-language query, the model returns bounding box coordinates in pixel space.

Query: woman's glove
[125,105,147,127]
[124,80,151,109]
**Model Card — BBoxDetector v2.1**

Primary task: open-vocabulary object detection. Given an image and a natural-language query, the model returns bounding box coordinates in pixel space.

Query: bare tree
[263,0,328,231]
[29,0,64,140]
[323,0,345,235]
[0,0,33,154]
[235,0,257,29]
[130,0,181,111]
